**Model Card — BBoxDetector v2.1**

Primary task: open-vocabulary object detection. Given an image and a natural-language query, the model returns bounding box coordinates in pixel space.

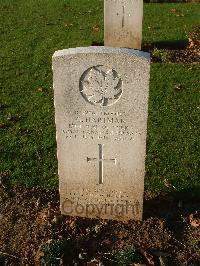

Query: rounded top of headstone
[53,46,150,61]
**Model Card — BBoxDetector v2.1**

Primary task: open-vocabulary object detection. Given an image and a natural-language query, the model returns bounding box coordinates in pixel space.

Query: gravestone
[53,47,150,221]
[104,0,143,49]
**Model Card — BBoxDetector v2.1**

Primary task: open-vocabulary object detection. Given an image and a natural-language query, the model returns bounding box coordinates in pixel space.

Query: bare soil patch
[145,27,200,63]
[0,184,199,265]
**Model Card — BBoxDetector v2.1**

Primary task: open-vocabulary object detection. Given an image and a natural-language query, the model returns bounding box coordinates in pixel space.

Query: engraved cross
[87,144,116,184]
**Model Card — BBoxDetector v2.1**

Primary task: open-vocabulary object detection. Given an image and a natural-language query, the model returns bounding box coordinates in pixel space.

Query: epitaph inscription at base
[53,47,150,221]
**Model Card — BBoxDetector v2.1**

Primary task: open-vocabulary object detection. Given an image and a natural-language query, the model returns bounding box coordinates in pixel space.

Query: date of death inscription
[62,110,136,141]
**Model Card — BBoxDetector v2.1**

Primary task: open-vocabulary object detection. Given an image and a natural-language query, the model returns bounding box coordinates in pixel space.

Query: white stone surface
[104,0,143,49]
[53,47,150,221]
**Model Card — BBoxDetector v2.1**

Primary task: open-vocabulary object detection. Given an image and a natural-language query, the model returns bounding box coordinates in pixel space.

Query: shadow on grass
[143,39,188,50]
[92,41,104,46]
[92,39,188,50]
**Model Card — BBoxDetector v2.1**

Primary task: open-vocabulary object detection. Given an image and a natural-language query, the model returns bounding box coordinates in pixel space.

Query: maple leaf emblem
[80,66,122,106]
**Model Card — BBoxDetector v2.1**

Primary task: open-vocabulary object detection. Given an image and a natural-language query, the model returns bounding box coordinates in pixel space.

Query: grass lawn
[0,1,199,194]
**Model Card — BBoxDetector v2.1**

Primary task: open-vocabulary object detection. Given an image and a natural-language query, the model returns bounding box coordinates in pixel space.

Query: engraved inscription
[87,144,116,184]
[61,187,141,218]
[63,110,136,141]
[122,5,125,28]
[80,65,122,107]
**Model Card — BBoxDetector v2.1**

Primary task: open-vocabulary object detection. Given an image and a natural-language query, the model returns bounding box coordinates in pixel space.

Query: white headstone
[104,0,143,49]
[53,47,150,221]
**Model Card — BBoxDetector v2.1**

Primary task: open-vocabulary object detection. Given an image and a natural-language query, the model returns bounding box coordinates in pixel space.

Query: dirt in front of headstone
[144,26,200,64]
[0,184,199,266]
